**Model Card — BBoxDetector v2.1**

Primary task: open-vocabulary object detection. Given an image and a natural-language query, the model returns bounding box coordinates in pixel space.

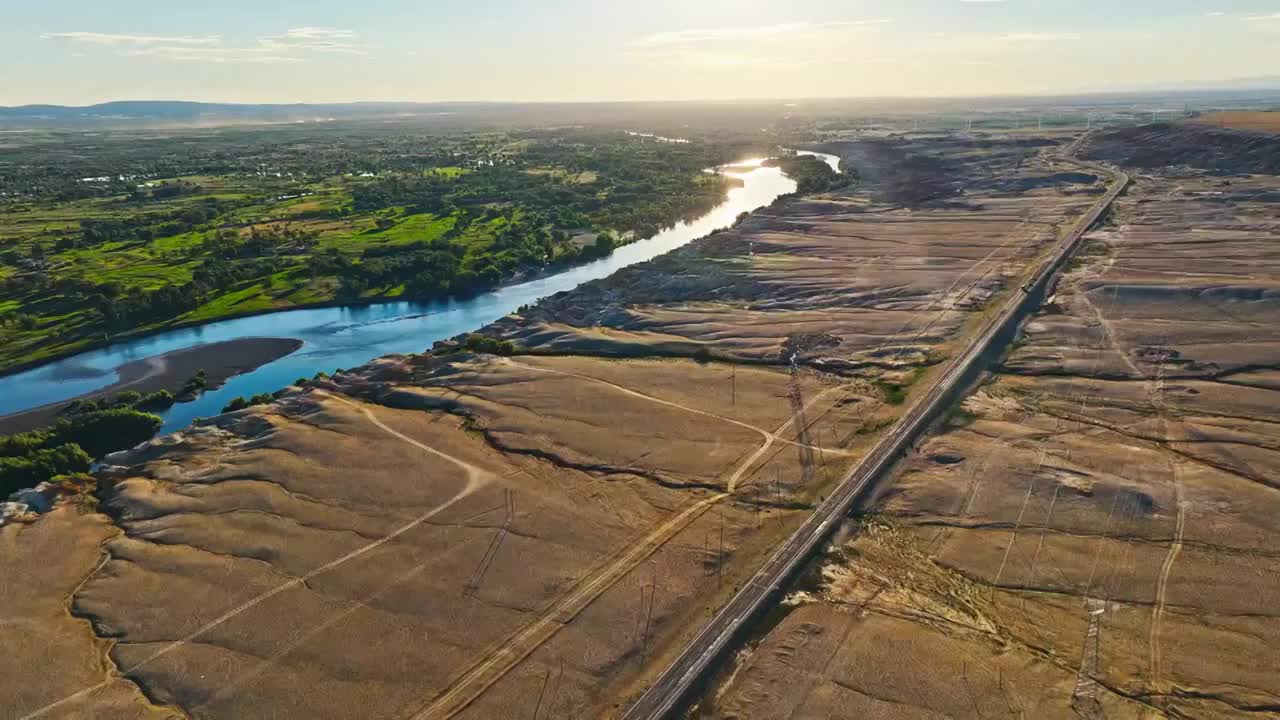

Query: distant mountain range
[0,100,501,125]
[2,87,1277,129]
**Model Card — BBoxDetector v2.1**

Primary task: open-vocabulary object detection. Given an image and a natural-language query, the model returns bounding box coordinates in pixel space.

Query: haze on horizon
[4,0,1280,106]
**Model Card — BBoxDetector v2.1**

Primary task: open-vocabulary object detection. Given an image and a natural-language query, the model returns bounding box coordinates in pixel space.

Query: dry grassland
[712,170,1280,719]
[4,139,1123,719]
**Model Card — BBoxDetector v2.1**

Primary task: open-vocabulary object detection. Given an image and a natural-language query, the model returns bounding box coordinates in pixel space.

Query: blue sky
[4,0,1279,105]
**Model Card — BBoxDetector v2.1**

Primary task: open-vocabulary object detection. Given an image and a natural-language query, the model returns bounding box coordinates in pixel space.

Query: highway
[620,159,1131,720]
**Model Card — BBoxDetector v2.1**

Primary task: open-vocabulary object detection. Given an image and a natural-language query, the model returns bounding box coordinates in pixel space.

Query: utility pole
[775,466,782,517]
[533,668,552,720]
[631,582,646,644]
[718,505,725,587]
[641,561,657,659]
[731,365,736,407]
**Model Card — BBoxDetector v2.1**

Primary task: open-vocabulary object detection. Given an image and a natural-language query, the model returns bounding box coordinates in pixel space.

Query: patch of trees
[351,175,456,213]
[221,392,276,413]
[0,445,92,498]
[332,215,577,301]
[99,282,205,328]
[126,180,203,203]
[0,312,39,331]
[462,334,517,355]
[66,389,174,415]
[79,199,236,247]
[198,226,318,260]
[177,370,208,401]
[0,407,163,496]
[766,155,856,194]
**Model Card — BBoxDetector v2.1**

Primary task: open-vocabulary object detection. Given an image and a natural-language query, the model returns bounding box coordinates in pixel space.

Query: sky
[3,0,1280,105]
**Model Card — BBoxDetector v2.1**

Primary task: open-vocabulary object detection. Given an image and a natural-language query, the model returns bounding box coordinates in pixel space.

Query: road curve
[620,158,1131,720]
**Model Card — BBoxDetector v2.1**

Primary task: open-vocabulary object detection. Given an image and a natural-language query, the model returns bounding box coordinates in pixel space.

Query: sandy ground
[3,137,1118,719]
[710,169,1280,719]
[0,506,179,720]
[0,338,303,435]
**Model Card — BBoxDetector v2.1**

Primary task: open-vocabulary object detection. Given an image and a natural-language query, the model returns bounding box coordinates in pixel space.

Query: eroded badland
[5,124,1279,720]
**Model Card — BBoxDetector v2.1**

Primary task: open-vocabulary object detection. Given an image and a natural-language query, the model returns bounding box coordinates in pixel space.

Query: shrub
[222,397,250,413]
[875,380,909,406]
[178,370,208,398]
[462,334,516,356]
[109,391,143,407]
[222,393,275,414]
[136,390,175,411]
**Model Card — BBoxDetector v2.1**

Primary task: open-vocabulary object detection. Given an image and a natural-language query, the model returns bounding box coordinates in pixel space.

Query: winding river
[0,151,840,433]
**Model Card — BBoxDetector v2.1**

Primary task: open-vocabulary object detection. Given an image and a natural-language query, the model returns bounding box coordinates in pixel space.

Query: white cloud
[998,32,1082,42]
[1246,12,1280,21]
[43,26,369,63]
[626,18,893,67]
[631,19,892,48]
[129,46,304,64]
[40,31,219,46]
[258,27,368,55]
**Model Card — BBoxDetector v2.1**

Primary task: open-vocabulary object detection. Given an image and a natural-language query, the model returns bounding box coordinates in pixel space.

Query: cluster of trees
[197,226,318,260]
[351,175,456,214]
[325,211,601,301]
[66,389,175,414]
[345,131,740,248]
[79,200,233,248]
[461,333,517,355]
[126,180,203,203]
[98,282,205,328]
[177,370,208,401]
[0,312,39,331]
[221,392,276,413]
[768,155,856,194]
[0,404,163,496]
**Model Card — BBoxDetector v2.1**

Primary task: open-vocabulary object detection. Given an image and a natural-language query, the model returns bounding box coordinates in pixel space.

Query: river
[0,151,841,433]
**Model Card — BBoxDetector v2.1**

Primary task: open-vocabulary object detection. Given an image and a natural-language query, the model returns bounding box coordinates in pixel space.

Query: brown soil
[709,169,1280,719]
[0,506,177,719]
[1189,111,1280,135]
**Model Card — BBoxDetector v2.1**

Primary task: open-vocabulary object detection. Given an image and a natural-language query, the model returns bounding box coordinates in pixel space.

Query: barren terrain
[711,155,1280,718]
[4,136,1130,720]
[1189,110,1280,135]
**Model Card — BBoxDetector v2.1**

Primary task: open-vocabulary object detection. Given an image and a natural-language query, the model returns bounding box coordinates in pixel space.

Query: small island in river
[0,337,303,435]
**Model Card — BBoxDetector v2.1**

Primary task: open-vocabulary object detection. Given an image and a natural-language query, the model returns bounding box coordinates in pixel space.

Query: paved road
[620,159,1131,720]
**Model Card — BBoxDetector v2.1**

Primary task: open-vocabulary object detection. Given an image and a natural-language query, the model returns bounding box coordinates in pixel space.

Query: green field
[0,124,762,372]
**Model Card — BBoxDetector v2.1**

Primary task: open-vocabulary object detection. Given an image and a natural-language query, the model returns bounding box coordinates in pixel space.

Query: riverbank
[0,337,302,435]
[0,262,599,383]
[0,181,749,383]
[0,159,802,423]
